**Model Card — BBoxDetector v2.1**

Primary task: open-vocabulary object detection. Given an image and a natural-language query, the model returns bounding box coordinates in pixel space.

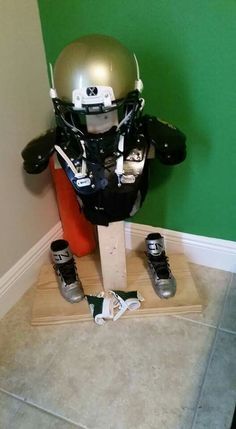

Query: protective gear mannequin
[48,34,150,224]
[21,34,186,226]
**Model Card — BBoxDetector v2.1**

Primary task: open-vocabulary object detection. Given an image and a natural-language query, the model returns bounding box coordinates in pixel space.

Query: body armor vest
[55,120,150,225]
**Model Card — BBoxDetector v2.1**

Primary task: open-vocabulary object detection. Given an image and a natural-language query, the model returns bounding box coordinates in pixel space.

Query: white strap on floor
[93,291,143,325]
[94,295,114,325]
[112,293,141,322]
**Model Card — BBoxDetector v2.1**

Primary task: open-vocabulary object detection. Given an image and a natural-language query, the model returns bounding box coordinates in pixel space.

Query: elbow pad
[21,129,56,174]
[143,116,187,165]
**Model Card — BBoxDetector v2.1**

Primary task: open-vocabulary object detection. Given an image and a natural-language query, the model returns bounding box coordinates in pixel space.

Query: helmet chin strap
[85,108,125,187]
[117,110,133,130]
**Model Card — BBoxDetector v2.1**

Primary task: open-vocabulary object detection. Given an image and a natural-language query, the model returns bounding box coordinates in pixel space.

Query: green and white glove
[86,290,144,325]
[111,290,144,321]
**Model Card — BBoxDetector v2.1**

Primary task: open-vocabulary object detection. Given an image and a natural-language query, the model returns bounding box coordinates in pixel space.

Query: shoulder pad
[21,129,56,174]
[142,115,187,165]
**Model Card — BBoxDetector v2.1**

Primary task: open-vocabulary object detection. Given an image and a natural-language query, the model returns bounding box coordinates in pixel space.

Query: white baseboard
[1,220,235,320]
[0,222,63,320]
[125,222,236,273]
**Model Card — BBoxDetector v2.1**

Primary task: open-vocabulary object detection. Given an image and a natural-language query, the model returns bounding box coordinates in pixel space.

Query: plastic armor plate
[21,129,56,174]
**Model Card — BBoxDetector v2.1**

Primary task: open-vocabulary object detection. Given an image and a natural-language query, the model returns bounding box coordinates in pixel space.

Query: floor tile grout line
[218,326,236,335]
[173,317,236,335]
[0,388,22,425]
[190,327,219,429]
[190,271,234,429]
[218,271,235,333]
[0,387,89,429]
[171,315,217,330]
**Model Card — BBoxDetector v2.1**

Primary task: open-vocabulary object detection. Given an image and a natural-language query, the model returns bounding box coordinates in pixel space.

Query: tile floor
[0,263,235,429]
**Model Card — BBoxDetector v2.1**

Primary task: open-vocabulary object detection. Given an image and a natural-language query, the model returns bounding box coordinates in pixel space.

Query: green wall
[37,0,236,241]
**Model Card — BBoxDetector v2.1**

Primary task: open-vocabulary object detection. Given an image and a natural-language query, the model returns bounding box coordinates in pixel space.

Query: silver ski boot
[145,233,176,299]
[50,239,84,303]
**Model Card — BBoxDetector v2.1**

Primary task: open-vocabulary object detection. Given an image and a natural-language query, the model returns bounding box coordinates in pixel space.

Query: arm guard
[142,116,187,165]
[21,129,56,174]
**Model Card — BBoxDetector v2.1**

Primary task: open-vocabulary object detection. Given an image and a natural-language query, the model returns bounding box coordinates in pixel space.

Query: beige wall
[0,0,59,276]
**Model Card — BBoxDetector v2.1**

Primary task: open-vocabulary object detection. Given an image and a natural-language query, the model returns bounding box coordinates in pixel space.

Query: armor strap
[55,131,149,194]
[115,134,125,187]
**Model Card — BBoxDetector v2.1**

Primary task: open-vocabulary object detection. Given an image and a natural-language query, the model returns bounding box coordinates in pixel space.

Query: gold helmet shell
[53,34,142,106]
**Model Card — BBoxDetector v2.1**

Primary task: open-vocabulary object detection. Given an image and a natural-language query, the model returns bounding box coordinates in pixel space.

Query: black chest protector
[21,108,186,226]
[55,122,150,225]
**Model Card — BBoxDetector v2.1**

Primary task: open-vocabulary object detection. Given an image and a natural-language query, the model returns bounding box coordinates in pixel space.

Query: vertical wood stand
[97,221,127,291]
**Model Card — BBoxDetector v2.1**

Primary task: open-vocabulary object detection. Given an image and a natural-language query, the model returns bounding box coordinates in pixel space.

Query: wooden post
[97,221,127,291]
[96,143,155,292]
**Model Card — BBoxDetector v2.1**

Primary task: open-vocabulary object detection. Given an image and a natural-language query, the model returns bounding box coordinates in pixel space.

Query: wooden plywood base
[31,251,202,326]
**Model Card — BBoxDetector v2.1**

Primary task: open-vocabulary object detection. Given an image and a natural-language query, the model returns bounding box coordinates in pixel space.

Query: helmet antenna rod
[133,53,140,80]
[133,53,143,93]
[49,62,58,99]
[49,63,55,88]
